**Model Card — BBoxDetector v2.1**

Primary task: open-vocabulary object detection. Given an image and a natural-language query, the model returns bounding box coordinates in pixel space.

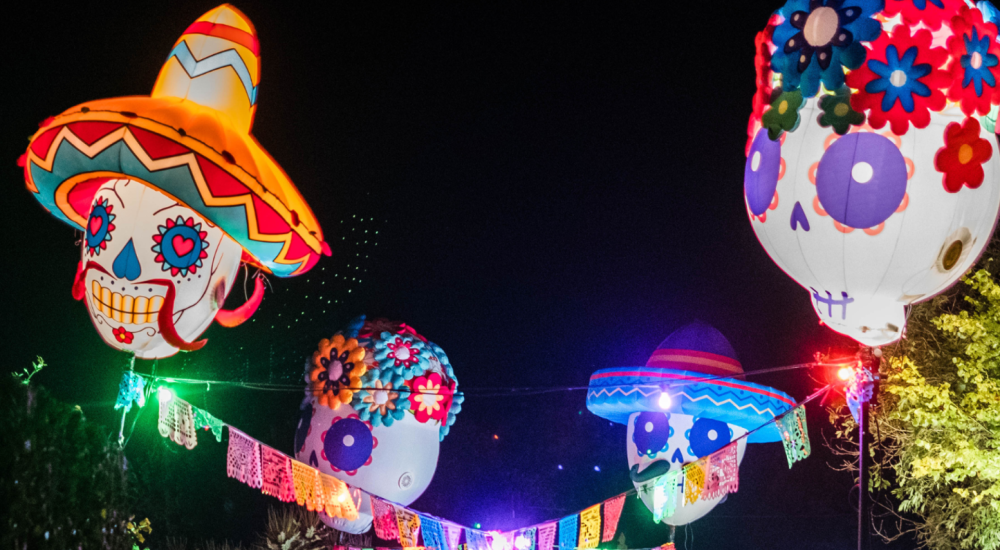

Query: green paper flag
[194,406,225,442]
[652,470,680,523]
[779,405,810,468]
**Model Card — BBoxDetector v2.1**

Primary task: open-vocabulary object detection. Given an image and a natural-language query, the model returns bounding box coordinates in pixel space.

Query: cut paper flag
[115,371,145,413]
[261,445,295,502]
[291,460,325,512]
[683,459,707,506]
[515,528,536,550]
[422,517,447,550]
[702,444,739,500]
[537,524,556,550]
[467,530,489,550]
[194,406,225,442]
[158,397,196,449]
[320,473,352,519]
[372,497,401,541]
[601,495,625,542]
[779,406,811,468]
[558,515,577,550]
[443,522,463,550]
[652,470,680,523]
[226,427,262,488]
[578,505,601,549]
[395,506,422,547]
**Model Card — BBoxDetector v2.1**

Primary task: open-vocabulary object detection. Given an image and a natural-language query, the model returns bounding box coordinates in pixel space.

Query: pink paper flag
[443,522,463,550]
[260,445,295,502]
[537,522,557,550]
[601,495,625,542]
[372,496,401,541]
[226,427,262,488]
[702,444,739,500]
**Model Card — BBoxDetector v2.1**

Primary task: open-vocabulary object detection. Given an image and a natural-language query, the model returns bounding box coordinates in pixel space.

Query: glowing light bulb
[157,386,174,403]
[515,536,532,550]
[337,493,347,502]
[837,367,854,381]
[658,391,672,409]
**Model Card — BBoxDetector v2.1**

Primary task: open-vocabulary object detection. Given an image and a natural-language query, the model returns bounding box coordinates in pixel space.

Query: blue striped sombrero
[587,322,793,443]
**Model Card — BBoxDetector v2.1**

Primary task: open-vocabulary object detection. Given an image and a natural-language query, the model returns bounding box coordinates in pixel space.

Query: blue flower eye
[322,416,374,473]
[688,418,732,458]
[151,216,210,277]
[85,198,116,256]
[632,412,672,458]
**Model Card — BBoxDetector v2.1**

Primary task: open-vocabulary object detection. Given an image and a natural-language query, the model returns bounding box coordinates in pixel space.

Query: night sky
[3,2,914,549]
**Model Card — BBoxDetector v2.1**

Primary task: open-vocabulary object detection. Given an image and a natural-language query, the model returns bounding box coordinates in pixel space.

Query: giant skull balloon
[745,0,1000,346]
[587,322,793,525]
[295,316,463,533]
[20,5,327,357]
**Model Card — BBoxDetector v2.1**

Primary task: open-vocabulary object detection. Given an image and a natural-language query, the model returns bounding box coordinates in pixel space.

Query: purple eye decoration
[687,417,732,458]
[321,415,376,474]
[744,128,782,216]
[151,216,210,277]
[816,132,907,229]
[85,198,116,256]
[632,412,673,458]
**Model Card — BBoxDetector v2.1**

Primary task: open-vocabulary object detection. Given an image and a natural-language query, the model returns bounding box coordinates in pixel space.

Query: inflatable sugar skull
[20,5,327,357]
[745,1,1000,346]
[587,322,793,525]
[295,316,463,533]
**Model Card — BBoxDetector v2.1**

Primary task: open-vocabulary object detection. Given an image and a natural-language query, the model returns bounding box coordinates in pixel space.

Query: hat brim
[586,366,794,443]
[23,96,325,277]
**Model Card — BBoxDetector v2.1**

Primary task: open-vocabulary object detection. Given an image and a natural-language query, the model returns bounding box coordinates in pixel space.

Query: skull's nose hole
[112,239,142,281]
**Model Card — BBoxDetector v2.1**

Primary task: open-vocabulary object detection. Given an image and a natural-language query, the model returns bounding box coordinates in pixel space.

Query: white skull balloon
[745,0,1000,346]
[295,317,462,534]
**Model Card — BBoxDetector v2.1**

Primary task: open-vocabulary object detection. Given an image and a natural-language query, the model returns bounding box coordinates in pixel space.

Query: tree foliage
[1,371,134,549]
[835,268,1000,550]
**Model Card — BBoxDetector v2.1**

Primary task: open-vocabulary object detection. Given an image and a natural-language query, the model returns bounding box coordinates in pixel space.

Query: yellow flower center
[778,100,789,115]
[834,103,849,117]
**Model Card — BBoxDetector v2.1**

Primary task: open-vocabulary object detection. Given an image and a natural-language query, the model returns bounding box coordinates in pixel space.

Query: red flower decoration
[945,5,1000,116]
[847,25,950,136]
[747,14,780,156]
[882,0,965,31]
[113,326,134,344]
[934,117,993,192]
[407,372,454,424]
[385,338,421,368]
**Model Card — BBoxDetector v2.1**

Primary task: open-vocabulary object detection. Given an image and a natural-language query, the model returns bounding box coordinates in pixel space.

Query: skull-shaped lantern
[745,0,1000,346]
[20,5,327,358]
[587,322,793,525]
[295,316,463,534]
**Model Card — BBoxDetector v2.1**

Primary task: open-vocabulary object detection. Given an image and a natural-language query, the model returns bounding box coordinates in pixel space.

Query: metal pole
[857,396,866,550]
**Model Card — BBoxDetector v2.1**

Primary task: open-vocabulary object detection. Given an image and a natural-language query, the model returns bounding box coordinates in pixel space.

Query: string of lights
[133,359,855,398]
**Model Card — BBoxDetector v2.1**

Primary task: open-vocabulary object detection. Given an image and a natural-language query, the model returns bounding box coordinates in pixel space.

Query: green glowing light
[157,386,174,404]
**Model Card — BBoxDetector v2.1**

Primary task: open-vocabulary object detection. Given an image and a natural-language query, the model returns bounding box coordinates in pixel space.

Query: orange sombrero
[20,5,328,277]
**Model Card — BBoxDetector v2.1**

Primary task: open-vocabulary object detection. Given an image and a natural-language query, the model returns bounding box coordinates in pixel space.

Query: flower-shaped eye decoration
[310,335,367,409]
[85,198,116,256]
[771,0,882,98]
[632,412,672,458]
[355,379,405,427]
[151,216,210,277]
[407,372,455,424]
[320,414,376,475]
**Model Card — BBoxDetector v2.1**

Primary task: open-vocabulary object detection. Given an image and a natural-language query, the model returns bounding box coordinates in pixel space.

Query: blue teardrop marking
[112,239,142,281]
[790,201,810,231]
[671,448,685,464]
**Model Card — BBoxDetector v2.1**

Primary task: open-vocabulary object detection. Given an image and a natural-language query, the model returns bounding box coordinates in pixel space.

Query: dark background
[2,2,914,549]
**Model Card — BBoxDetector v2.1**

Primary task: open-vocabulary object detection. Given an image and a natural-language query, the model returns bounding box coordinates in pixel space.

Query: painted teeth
[91,281,163,324]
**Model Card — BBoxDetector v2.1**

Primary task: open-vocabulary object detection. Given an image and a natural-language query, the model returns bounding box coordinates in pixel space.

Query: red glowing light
[837,367,854,380]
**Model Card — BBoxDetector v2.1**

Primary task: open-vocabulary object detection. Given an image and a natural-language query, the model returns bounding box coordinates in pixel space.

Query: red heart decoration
[88,215,103,236]
[172,235,195,256]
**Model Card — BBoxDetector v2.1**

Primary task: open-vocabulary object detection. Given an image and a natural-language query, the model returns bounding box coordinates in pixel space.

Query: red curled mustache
[73,260,205,351]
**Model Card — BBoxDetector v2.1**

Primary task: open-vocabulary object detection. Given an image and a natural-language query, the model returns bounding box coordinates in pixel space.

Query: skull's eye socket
[688,418,732,458]
[85,198,116,256]
[632,412,672,458]
[322,417,374,472]
[151,216,210,277]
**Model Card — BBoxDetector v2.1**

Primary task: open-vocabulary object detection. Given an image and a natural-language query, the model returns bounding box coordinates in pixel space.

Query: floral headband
[306,315,462,441]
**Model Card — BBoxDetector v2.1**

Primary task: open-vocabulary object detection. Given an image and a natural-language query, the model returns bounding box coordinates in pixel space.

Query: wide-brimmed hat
[20,4,327,277]
[587,322,793,443]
